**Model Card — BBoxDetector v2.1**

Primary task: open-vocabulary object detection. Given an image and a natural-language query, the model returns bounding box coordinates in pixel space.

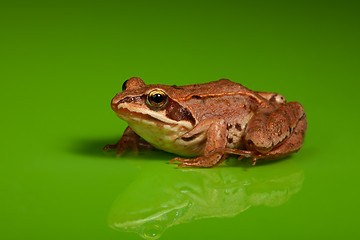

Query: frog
[103,77,307,168]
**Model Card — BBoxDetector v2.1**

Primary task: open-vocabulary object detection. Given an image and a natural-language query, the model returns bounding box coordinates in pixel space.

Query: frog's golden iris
[146,89,168,109]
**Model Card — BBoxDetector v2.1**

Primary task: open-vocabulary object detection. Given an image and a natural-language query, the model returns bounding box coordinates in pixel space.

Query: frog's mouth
[115,106,179,127]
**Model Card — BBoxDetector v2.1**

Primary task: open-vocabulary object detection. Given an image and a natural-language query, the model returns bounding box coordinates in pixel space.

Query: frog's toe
[171,155,226,168]
[176,158,214,168]
[177,162,199,168]
[169,157,180,163]
[170,157,196,164]
[103,143,117,151]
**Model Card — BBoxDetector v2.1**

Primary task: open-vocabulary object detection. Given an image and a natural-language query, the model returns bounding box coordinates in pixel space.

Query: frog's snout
[111,92,125,112]
[111,100,118,111]
[111,103,117,111]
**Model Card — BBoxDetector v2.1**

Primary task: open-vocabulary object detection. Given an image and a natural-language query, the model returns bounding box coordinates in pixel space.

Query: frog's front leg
[170,118,227,168]
[103,126,153,156]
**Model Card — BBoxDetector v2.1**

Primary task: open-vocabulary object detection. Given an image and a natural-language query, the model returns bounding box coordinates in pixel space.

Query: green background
[1,0,359,239]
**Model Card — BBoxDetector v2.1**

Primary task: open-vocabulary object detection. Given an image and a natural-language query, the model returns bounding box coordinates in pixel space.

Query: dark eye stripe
[164,98,196,125]
[117,95,145,104]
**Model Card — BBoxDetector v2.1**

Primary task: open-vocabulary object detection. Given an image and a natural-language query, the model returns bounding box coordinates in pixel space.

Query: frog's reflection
[108,159,304,239]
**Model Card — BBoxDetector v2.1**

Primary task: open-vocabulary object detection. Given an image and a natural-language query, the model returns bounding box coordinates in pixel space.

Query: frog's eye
[146,90,168,109]
[122,80,128,91]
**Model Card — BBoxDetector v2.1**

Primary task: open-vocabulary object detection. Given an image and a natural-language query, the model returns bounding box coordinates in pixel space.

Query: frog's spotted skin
[104,77,307,167]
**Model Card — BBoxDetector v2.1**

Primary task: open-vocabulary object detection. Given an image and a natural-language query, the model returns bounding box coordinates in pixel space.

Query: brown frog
[104,77,307,167]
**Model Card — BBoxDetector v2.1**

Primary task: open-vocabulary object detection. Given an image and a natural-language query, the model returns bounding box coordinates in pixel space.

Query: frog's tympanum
[104,77,307,167]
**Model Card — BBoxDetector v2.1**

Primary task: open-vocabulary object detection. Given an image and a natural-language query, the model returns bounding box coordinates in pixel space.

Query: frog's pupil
[151,94,163,103]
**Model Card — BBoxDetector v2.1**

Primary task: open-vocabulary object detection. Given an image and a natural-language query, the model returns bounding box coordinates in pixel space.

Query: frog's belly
[152,138,206,157]
[128,122,205,157]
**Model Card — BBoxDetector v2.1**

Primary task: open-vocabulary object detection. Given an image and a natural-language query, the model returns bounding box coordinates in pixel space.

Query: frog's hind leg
[211,113,306,166]
[243,101,307,164]
[254,114,307,161]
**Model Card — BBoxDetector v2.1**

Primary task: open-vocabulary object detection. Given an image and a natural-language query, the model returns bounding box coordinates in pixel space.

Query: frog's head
[110,77,197,154]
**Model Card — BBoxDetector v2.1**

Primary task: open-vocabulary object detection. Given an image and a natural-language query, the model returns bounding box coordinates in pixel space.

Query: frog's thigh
[244,102,306,153]
[259,114,307,159]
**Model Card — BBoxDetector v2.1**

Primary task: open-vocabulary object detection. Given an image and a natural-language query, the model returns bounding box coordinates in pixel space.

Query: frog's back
[176,79,271,150]
[175,79,270,120]
[176,79,251,97]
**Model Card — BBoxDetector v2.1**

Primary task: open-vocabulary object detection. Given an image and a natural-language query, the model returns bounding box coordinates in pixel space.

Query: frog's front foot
[103,138,153,156]
[103,127,153,156]
[103,137,138,156]
[170,154,226,168]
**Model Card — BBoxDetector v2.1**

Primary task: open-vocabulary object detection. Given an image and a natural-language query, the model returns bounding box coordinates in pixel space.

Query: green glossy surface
[1,0,359,239]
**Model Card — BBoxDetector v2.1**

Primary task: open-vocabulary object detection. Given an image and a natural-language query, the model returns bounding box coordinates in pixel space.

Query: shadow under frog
[108,159,304,239]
